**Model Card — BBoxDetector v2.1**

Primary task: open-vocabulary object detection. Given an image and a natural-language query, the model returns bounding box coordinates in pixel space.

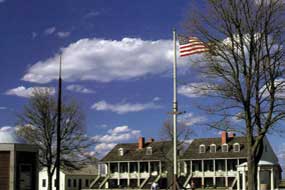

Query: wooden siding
[0,151,10,190]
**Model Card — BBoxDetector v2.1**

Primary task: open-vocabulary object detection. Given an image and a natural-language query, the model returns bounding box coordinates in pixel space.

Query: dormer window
[199,144,206,153]
[210,144,216,153]
[233,143,240,152]
[146,147,152,155]
[222,144,228,152]
[118,148,124,156]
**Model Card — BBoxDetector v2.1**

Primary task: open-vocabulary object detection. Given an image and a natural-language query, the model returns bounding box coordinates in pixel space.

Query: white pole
[172,29,178,190]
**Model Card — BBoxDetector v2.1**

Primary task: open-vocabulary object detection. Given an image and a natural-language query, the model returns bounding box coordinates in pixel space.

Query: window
[120,163,128,173]
[42,179,46,187]
[85,179,89,187]
[222,144,228,152]
[199,144,206,153]
[146,147,152,155]
[73,179,77,187]
[233,143,240,152]
[68,179,71,188]
[118,148,124,156]
[210,144,216,153]
[79,179,82,188]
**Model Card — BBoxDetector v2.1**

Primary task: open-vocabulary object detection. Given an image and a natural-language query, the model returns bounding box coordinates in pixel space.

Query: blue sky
[0,0,284,164]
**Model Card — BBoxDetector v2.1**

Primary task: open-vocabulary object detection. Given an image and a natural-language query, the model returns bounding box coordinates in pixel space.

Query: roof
[239,160,275,167]
[0,130,27,144]
[101,141,173,162]
[181,136,247,159]
[63,165,98,175]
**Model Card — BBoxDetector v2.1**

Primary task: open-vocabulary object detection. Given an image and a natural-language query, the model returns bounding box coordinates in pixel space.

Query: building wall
[39,169,97,190]
[0,151,10,190]
[38,169,65,190]
[16,151,38,190]
[0,144,38,190]
[260,137,279,164]
[64,175,96,190]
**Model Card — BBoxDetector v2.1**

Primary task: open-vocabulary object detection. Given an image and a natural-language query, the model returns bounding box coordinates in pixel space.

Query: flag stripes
[178,35,209,57]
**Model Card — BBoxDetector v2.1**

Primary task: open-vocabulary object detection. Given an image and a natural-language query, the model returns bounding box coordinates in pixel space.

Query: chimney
[221,131,228,144]
[138,137,145,149]
[228,132,236,139]
[147,138,154,143]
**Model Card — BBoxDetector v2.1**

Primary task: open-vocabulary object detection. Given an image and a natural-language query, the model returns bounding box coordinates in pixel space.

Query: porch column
[213,159,216,186]
[138,162,140,187]
[242,171,246,190]
[127,162,130,186]
[178,161,181,175]
[118,162,120,186]
[237,171,240,190]
[190,160,192,173]
[159,161,162,174]
[202,160,204,188]
[257,166,260,190]
[225,159,228,187]
[148,161,151,174]
[108,162,111,174]
[271,168,274,190]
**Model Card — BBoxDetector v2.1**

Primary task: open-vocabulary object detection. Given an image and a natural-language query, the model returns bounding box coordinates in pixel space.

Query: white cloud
[95,143,116,153]
[22,38,190,84]
[178,113,207,126]
[93,125,141,157]
[44,26,56,35]
[32,32,37,39]
[260,79,285,99]
[0,0,5,3]
[57,31,71,38]
[178,82,212,98]
[153,97,161,101]
[66,84,95,94]
[5,86,55,98]
[0,126,13,132]
[0,107,7,110]
[83,151,96,157]
[91,100,161,114]
[107,125,129,134]
[255,0,283,5]
[93,133,132,143]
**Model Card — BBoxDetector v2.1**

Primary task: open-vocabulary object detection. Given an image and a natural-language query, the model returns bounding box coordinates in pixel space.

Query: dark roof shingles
[101,141,172,162]
[181,137,248,159]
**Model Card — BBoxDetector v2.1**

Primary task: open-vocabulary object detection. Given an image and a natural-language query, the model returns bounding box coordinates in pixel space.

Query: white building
[89,137,173,189]
[179,132,282,190]
[87,133,282,190]
[39,165,97,190]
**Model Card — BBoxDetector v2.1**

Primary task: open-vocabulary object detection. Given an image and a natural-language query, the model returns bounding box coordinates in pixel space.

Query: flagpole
[172,28,178,190]
[56,54,62,190]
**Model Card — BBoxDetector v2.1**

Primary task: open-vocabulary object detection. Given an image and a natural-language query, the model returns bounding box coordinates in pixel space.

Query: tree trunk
[247,149,258,190]
[247,156,257,190]
[48,171,53,190]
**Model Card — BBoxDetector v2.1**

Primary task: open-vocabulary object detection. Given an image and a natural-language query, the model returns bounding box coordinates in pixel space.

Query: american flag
[178,35,209,57]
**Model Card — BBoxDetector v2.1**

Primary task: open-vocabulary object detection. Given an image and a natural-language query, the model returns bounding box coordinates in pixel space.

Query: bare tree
[160,119,195,189]
[184,0,285,189]
[160,119,193,143]
[17,90,93,190]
